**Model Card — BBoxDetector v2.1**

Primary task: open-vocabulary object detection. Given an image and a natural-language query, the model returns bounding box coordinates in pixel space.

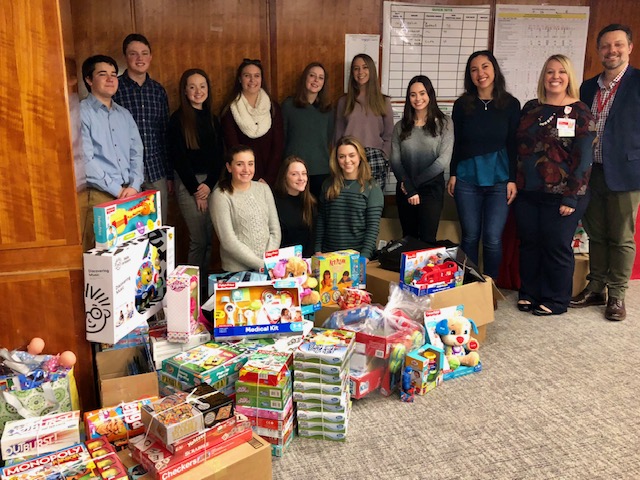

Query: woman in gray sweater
[210,145,281,272]
[390,75,453,243]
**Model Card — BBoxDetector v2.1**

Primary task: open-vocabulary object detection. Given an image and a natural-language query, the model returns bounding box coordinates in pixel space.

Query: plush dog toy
[434,316,479,369]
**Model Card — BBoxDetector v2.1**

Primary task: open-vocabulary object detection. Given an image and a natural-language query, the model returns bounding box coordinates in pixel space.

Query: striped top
[315,179,384,259]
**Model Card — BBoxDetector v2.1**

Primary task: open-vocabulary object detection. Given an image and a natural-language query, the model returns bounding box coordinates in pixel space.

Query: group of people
[80,23,639,322]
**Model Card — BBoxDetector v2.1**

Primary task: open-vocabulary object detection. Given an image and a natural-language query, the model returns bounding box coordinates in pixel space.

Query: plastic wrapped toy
[434,316,480,370]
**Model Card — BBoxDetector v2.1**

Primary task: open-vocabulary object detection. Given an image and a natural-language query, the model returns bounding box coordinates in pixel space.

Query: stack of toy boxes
[159,342,252,399]
[311,250,361,306]
[130,384,252,479]
[166,265,200,343]
[293,329,355,441]
[399,247,463,297]
[423,305,482,381]
[235,351,294,456]
[0,436,128,480]
[150,325,211,370]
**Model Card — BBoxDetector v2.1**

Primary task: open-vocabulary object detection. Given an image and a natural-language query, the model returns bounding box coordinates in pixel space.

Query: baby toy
[434,316,480,370]
[300,276,320,305]
[400,366,415,402]
[135,244,163,312]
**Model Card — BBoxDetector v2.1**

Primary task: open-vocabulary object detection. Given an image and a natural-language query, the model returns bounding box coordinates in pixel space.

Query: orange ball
[59,351,77,368]
[27,337,45,355]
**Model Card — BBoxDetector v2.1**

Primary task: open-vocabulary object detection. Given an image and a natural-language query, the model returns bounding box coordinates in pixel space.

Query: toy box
[294,328,356,365]
[84,396,157,450]
[93,190,162,249]
[207,271,268,297]
[84,226,175,344]
[1,411,80,461]
[245,407,294,431]
[238,351,292,387]
[161,342,251,386]
[400,247,463,296]
[236,377,291,401]
[349,365,385,399]
[166,414,250,457]
[212,280,305,340]
[166,265,200,343]
[404,345,445,395]
[311,250,361,306]
[235,396,294,421]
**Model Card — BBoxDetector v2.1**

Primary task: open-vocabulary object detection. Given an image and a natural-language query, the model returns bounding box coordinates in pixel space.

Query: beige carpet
[272,281,640,480]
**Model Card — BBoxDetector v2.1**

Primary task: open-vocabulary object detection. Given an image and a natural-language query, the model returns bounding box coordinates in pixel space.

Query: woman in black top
[168,68,224,294]
[273,156,316,257]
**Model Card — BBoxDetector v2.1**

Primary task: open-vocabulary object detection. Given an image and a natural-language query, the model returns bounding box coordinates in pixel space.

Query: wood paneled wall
[0,0,95,409]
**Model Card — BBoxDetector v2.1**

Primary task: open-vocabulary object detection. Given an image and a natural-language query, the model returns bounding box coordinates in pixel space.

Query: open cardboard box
[118,432,272,480]
[366,261,501,343]
[96,346,159,407]
[573,253,589,297]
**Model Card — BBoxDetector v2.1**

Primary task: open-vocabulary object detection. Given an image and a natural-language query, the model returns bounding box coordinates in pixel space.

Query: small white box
[83,226,175,344]
[166,265,200,343]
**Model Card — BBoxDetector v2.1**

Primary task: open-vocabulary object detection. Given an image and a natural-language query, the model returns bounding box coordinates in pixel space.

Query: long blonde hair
[537,54,579,103]
[341,54,388,117]
[325,136,372,200]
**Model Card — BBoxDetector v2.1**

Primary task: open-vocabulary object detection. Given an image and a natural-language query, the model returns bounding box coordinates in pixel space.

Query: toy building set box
[212,279,306,340]
[84,226,175,344]
[93,190,162,249]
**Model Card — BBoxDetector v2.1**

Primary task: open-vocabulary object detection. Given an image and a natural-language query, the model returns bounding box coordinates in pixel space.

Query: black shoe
[604,297,626,321]
[569,289,607,308]
[517,300,533,312]
[532,305,553,316]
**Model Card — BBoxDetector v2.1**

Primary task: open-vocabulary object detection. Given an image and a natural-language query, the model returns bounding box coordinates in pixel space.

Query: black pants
[396,173,445,244]
[515,190,590,313]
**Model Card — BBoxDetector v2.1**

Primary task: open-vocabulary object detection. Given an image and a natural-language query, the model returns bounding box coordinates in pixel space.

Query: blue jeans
[454,179,510,279]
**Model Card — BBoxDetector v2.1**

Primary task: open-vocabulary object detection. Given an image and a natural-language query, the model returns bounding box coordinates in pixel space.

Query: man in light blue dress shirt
[79,54,144,250]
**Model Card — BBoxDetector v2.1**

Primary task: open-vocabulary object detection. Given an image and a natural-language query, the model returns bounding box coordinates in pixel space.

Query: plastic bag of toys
[383,282,432,325]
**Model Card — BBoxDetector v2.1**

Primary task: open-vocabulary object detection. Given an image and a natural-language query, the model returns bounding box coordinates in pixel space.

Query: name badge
[557,117,576,137]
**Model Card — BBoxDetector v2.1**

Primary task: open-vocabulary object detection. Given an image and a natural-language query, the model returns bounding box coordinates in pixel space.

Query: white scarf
[230,89,272,139]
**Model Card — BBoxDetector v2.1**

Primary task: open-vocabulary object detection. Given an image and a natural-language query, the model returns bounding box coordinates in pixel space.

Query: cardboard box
[96,346,159,407]
[366,261,497,343]
[119,433,272,480]
[84,226,175,344]
[166,265,200,343]
[573,253,589,296]
[93,190,162,249]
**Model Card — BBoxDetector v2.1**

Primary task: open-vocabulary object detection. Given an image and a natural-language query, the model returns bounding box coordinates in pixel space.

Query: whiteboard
[494,5,590,106]
[382,2,491,101]
[344,34,380,93]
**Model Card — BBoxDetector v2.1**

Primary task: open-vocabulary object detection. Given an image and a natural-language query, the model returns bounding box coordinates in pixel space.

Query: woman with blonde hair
[515,54,595,315]
[315,136,383,260]
[334,54,394,189]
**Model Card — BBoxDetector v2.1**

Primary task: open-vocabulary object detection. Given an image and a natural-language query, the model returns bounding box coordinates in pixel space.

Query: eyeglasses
[242,58,262,66]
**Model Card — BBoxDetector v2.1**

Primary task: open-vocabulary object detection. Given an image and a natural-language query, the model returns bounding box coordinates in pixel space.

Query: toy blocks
[166,265,200,343]
[93,190,162,249]
[400,247,463,296]
[84,226,175,344]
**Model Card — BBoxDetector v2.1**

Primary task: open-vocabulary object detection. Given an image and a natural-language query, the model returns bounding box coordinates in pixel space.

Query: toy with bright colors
[404,344,445,395]
[400,367,415,402]
[264,246,320,313]
[166,266,200,343]
[84,227,175,344]
[400,247,463,296]
[311,250,361,306]
[93,190,162,249]
[212,280,304,340]
[435,315,480,370]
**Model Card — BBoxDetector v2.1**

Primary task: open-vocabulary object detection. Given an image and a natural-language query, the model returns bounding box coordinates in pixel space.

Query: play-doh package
[212,280,305,340]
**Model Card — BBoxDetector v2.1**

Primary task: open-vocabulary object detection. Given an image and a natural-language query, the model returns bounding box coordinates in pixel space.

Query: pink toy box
[166,265,200,343]
[83,226,175,344]
[400,247,463,296]
[212,280,305,340]
[311,250,361,306]
[93,190,162,250]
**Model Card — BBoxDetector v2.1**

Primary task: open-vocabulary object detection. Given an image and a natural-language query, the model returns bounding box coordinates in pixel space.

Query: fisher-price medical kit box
[212,280,305,340]
[93,190,162,249]
[166,265,200,343]
[311,250,361,306]
[83,226,175,344]
[400,247,462,296]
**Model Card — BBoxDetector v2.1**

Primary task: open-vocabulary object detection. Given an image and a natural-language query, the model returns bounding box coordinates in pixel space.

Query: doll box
[166,265,200,343]
[212,280,305,340]
[161,342,250,386]
[93,190,162,250]
[399,248,462,296]
[405,345,445,395]
[311,250,360,306]
[84,226,175,344]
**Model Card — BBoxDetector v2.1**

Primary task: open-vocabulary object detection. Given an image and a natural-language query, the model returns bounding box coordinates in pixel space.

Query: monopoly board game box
[93,190,162,249]
[212,280,306,340]
[84,226,175,344]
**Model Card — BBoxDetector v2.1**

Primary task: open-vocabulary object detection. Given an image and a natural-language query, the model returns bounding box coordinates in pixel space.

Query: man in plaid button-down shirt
[113,33,171,224]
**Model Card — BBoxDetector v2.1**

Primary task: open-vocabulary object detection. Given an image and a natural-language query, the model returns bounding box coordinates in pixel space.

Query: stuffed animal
[434,316,479,369]
[300,276,320,305]
[285,257,308,278]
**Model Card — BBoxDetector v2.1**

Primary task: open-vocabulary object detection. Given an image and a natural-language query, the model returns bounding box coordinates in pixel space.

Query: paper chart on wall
[382,2,491,101]
[344,34,381,93]
[493,4,590,106]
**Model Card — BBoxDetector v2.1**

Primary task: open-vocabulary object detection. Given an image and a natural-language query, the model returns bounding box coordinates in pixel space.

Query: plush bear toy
[434,316,479,369]
[301,277,321,305]
[285,257,308,278]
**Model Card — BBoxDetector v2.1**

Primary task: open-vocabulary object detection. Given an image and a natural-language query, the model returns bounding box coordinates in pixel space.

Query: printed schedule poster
[382,2,491,101]
[494,5,590,105]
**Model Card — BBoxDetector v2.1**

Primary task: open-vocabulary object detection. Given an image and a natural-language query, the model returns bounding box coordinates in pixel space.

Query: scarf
[230,89,272,139]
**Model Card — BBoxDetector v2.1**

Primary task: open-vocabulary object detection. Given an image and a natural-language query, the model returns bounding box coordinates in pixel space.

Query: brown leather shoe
[569,289,607,308]
[605,297,626,321]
